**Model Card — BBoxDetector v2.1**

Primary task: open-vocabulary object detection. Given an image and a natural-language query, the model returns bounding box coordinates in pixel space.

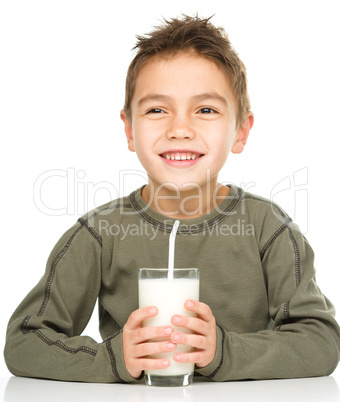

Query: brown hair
[124,14,251,129]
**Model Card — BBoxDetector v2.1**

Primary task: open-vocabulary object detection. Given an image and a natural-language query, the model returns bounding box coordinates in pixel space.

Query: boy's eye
[146,108,165,114]
[198,107,217,114]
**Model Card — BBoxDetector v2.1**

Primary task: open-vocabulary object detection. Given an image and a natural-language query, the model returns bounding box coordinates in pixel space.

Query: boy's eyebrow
[192,93,229,107]
[136,92,229,108]
[137,94,172,107]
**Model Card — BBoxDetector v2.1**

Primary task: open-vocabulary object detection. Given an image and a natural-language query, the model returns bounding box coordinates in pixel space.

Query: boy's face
[121,52,252,194]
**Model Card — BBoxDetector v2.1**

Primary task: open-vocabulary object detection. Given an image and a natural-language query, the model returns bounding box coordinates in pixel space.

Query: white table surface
[1,374,339,402]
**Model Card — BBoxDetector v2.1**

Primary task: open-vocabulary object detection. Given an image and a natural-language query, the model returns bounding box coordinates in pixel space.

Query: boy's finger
[136,358,171,372]
[173,351,202,365]
[171,314,208,334]
[126,306,158,329]
[135,340,177,358]
[170,332,205,349]
[185,300,215,322]
[132,325,174,343]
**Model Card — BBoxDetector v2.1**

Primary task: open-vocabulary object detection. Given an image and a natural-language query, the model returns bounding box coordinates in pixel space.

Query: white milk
[139,277,200,376]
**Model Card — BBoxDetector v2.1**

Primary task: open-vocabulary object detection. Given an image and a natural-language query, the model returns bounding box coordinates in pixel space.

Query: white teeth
[163,152,201,160]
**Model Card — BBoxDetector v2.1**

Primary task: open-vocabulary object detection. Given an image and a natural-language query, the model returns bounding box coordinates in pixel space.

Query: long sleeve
[4,219,138,383]
[196,219,340,381]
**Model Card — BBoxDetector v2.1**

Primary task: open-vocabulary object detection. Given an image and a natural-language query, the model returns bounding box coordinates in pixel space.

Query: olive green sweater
[4,185,340,382]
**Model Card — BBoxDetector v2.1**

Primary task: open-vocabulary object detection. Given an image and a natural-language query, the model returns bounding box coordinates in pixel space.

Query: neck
[141,181,230,219]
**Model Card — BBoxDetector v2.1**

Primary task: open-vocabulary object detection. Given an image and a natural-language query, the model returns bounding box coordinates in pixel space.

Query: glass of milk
[138,268,200,387]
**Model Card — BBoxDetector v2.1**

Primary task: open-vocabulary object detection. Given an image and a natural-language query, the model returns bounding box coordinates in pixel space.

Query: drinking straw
[168,220,180,280]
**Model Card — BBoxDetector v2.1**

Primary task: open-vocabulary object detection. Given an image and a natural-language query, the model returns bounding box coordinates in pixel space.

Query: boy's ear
[231,111,254,154]
[120,109,135,152]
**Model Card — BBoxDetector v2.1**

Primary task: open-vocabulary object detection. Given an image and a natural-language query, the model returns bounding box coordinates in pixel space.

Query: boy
[4,14,340,383]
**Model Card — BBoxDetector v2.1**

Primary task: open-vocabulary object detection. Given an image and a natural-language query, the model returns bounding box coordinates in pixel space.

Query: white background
[0,0,339,382]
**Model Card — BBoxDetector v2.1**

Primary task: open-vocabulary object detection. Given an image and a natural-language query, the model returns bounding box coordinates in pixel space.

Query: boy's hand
[170,300,217,368]
[122,306,176,379]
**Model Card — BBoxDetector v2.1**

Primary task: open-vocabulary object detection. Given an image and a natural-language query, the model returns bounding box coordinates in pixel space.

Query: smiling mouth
[158,152,205,169]
[159,152,204,161]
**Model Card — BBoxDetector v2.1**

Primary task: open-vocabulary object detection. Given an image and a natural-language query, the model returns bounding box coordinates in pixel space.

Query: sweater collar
[130,184,243,233]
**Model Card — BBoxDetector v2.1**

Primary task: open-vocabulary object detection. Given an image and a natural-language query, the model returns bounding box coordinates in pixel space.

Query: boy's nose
[165,118,195,140]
